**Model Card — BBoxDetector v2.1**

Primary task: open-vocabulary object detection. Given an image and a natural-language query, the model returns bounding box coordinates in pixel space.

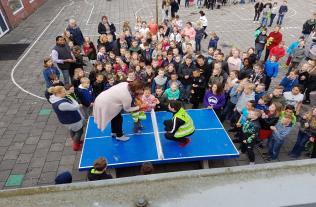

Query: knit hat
[55,171,72,184]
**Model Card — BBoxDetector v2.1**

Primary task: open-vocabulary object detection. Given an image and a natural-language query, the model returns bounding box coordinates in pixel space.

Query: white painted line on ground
[10,0,75,100]
[84,0,95,25]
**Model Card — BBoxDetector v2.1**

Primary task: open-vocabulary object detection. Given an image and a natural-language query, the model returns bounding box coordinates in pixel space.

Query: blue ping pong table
[79,109,239,170]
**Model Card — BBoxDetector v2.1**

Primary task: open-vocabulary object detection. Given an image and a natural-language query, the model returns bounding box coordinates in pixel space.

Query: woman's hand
[310,137,315,143]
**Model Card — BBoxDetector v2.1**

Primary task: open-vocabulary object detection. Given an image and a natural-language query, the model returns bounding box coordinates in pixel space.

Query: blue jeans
[255,48,264,61]
[61,69,70,85]
[221,101,235,121]
[195,38,202,51]
[268,137,284,160]
[276,15,284,25]
[182,84,191,100]
[290,131,309,158]
[261,17,268,27]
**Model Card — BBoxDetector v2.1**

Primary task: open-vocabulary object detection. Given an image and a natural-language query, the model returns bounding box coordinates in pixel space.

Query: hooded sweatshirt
[203,90,226,110]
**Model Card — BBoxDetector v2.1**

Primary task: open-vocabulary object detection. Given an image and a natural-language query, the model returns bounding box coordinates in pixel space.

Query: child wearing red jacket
[264,25,283,61]
[269,41,286,62]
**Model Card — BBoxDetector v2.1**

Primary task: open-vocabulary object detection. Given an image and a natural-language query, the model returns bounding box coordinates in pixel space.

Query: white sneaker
[116,135,130,141]
[249,162,255,165]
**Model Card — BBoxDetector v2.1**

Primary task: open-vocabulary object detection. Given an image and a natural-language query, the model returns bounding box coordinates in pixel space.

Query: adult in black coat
[254,1,264,22]
[170,0,179,18]
[98,16,116,39]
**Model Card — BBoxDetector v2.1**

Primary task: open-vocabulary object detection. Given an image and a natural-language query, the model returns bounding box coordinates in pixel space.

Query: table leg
[201,160,210,169]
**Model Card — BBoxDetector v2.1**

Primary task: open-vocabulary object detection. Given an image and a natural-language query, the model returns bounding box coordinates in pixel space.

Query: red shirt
[266,31,282,50]
[148,22,158,35]
[269,46,286,61]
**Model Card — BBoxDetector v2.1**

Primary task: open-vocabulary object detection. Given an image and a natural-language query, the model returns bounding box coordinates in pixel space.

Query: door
[0,10,9,38]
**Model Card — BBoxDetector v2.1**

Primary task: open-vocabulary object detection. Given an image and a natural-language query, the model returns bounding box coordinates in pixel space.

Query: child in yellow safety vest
[131,95,147,133]
[164,100,195,147]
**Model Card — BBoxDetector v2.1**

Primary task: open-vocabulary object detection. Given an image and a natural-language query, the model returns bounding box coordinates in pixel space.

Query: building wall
[0,0,45,29]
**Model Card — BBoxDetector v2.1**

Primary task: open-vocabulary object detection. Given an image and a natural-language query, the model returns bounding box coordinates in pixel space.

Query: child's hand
[185,75,189,79]
[300,76,306,80]
[233,107,237,112]
[191,90,195,94]
[207,105,213,109]
[270,126,276,131]
[310,137,315,142]
[243,140,247,144]
[236,123,241,127]
[79,104,83,108]
[155,98,160,104]
[90,103,94,107]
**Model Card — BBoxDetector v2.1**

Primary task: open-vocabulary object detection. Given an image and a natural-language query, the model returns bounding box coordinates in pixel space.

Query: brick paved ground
[0,0,315,189]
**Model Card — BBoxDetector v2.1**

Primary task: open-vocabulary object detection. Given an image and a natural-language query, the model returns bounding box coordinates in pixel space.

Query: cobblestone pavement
[0,0,315,189]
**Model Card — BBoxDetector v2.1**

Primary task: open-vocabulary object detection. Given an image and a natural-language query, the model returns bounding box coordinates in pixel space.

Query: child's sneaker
[72,142,82,151]
[178,138,190,147]
[116,135,130,141]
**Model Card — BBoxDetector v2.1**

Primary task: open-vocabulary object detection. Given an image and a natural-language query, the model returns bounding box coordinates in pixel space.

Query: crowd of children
[44,1,316,170]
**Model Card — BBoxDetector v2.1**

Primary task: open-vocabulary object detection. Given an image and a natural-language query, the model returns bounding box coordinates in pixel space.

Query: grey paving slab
[38,171,56,185]
[0,170,11,182]
[46,151,63,162]
[0,160,16,171]
[25,167,43,180]
[42,161,60,173]
[11,163,29,174]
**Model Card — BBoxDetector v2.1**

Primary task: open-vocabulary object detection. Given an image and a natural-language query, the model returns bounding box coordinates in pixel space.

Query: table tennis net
[150,109,164,160]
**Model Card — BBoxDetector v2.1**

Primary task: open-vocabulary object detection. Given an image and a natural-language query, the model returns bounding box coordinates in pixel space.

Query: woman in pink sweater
[93,81,145,141]
[181,22,196,40]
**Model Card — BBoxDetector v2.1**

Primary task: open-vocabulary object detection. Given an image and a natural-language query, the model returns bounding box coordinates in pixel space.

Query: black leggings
[111,113,123,137]
[241,142,255,162]
[164,120,193,143]
[254,10,260,21]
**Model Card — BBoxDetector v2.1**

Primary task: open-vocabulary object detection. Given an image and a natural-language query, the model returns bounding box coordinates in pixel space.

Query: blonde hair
[73,68,84,79]
[80,77,90,84]
[47,86,65,95]
[244,83,255,91]
[305,107,316,128]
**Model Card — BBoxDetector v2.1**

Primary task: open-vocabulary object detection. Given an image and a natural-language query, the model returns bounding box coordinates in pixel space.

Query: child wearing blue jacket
[264,55,279,91]
[279,70,299,92]
[208,32,219,49]
[77,77,94,119]
[42,57,61,88]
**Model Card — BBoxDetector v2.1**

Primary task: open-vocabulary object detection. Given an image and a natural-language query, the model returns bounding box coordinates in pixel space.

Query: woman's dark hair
[249,100,256,108]
[199,11,205,16]
[211,83,223,95]
[169,100,182,111]
[284,104,296,114]
[128,80,145,94]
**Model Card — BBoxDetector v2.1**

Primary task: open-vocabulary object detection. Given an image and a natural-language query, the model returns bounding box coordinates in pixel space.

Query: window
[7,0,24,15]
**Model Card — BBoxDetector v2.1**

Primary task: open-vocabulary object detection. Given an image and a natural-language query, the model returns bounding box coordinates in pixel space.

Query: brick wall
[1,0,45,28]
